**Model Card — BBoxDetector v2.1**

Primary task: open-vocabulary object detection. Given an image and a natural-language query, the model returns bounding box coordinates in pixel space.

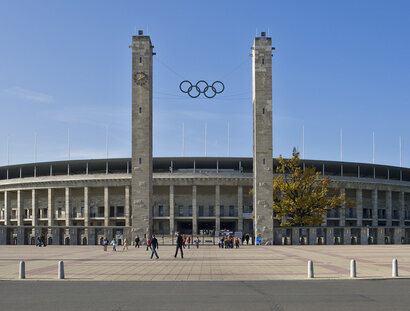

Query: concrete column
[291,228,299,245]
[104,186,109,227]
[394,228,404,244]
[125,186,130,227]
[252,34,274,244]
[87,228,96,245]
[386,190,392,227]
[84,187,89,226]
[17,228,24,245]
[105,228,113,241]
[49,228,60,245]
[4,191,10,226]
[372,189,378,226]
[31,189,37,227]
[377,227,385,244]
[0,228,6,245]
[131,32,154,238]
[169,185,174,235]
[192,185,197,235]
[237,186,244,232]
[17,190,23,226]
[360,228,368,245]
[309,228,317,245]
[339,188,346,227]
[65,188,71,227]
[69,228,77,245]
[356,188,363,226]
[215,185,220,233]
[326,228,334,245]
[48,188,54,227]
[343,228,351,245]
[399,192,405,227]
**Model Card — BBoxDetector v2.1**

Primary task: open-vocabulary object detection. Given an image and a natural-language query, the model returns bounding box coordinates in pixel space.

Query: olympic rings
[179,80,225,98]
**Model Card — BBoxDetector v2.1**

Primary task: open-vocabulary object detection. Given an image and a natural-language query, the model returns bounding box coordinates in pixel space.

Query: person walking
[103,238,108,252]
[123,238,129,251]
[245,234,250,245]
[150,234,159,259]
[135,235,140,248]
[187,236,191,249]
[174,232,184,258]
[182,234,186,249]
[195,236,200,248]
[219,236,224,248]
[235,237,240,248]
[146,237,151,251]
[111,238,117,251]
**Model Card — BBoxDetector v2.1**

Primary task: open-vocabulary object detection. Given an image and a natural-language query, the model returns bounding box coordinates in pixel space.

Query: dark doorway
[221,221,236,232]
[198,221,215,235]
[177,221,192,234]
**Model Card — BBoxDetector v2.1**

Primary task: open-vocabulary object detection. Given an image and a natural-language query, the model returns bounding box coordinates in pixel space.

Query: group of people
[36,233,47,247]
[219,235,240,248]
[102,237,129,252]
[101,232,253,258]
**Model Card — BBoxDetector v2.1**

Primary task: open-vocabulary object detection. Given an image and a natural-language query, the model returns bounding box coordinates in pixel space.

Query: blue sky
[0,1,410,167]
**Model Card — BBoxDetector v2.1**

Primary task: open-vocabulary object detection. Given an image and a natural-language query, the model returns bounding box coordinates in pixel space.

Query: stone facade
[1,160,410,245]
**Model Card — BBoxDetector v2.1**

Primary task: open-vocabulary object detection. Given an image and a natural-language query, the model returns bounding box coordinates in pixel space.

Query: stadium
[1,31,409,246]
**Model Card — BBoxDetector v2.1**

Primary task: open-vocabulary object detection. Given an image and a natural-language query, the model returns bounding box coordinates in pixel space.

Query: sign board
[234,232,243,238]
[243,213,252,218]
[256,237,262,245]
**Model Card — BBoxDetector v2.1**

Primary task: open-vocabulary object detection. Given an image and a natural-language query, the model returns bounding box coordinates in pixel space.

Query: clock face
[133,72,148,86]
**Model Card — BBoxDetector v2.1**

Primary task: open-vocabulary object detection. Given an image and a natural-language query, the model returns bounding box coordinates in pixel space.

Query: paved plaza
[1,244,410,281]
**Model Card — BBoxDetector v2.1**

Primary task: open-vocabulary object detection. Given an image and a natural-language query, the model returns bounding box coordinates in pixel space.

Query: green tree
[273,152,345,226]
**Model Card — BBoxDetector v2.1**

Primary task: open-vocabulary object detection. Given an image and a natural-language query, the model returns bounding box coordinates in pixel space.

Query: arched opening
[82,237,87,245]
[64,237,70,245]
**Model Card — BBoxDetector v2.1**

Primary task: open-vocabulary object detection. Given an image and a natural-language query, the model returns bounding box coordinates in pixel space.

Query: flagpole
[227,122,230,157]
[34,131,38,163]
[340,128,343,161]
[7,135,9,165]
[68,128,70,161]
[182,123,185,156]
[372,132,375,164]
[106,126,109,160]
[302,125,305,159]
[400,136,402,167]
[205,122,207,156]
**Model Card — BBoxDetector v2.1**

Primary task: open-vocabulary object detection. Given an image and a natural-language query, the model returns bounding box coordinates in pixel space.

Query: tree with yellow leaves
[273,152,345,226]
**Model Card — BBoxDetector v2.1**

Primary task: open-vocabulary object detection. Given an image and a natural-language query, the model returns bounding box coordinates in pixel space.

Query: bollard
[350,259,356,278]
[58,261,64,279]
[308,260,314,278]
[19,261,25,279]
[392,259,398,277]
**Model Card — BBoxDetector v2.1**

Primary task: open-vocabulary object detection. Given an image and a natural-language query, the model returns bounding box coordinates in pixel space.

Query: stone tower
[252,32,274,244]
[131,30,154,238]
